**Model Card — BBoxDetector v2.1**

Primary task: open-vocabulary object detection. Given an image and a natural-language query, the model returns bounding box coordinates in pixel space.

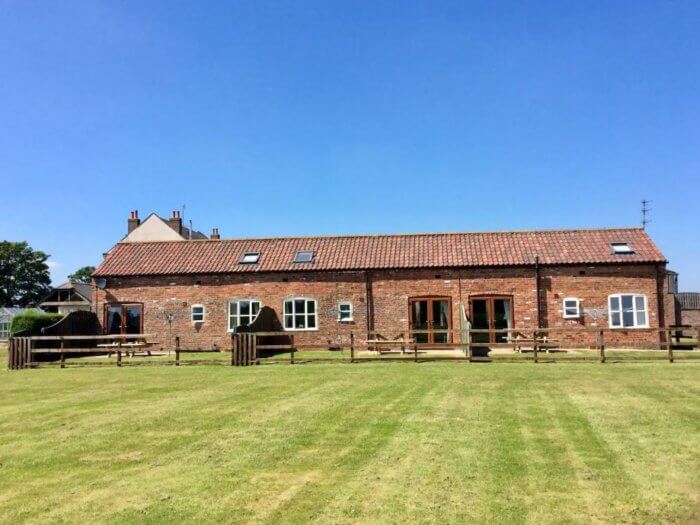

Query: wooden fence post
[414,342,418,363]
[533,329,539,364]
[60,337,66,369]
[116,351,121,368]
[175,336,180,366]
[350,332,355,363]
[667,329,674,363]
[290,336,295,365]
[243,334,249,366]
[10,338,16,370]
[598,329,605,363]
[697,327,700,351]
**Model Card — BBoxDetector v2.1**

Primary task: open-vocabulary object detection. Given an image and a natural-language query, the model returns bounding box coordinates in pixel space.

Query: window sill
[608,326,650,330]
[338,319,354,323]
[283,327,320,332]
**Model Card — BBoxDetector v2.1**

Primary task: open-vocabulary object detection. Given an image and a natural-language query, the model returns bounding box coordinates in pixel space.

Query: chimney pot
[211,228,221,240]
[127,210,141,234]
[167,210,183,235]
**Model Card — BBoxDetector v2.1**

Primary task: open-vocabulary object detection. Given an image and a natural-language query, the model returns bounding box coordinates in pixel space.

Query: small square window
[562,298,581,318]
[239,252,260,264]
[611,242,634,254]
[191,305,205,323]
[338,302,353,322]
[293,250,314,263]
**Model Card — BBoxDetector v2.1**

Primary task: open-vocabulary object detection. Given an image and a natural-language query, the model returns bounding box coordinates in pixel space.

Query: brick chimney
[127,210,141,233]
[168,210,182,235]
[211,228,220,240]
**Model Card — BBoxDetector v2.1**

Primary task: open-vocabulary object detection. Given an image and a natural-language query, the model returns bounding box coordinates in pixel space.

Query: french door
[409,297,452,344]
[105,304,143,335]
[469,296,513,344]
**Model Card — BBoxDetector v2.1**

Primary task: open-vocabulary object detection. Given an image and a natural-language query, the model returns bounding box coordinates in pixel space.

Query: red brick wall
[94,271,368,350]
[541,264,663,347]
[682,310,700,327]
[94,263,665,350]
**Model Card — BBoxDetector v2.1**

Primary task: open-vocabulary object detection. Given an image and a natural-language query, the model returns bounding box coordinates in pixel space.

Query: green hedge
[10,311,64,336]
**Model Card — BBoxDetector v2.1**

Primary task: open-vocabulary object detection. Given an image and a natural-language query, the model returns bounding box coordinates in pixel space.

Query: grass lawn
[1,357,699,523]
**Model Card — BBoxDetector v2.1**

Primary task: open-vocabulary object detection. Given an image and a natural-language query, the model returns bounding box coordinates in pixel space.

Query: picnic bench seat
[364,339,414,354]
[96,340,161,356]
[506,335,560,353]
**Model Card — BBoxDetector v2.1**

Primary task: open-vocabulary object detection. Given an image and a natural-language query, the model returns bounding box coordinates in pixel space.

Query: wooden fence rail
[7,326,699,370]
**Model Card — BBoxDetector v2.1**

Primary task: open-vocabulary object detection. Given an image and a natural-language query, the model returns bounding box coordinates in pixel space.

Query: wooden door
[469,296,513,343]
[409,297,452,344]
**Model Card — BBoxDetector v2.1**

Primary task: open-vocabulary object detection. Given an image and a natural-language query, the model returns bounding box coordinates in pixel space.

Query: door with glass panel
[469,296,513,343]
[409,297,452,344]
[104,304,143,334]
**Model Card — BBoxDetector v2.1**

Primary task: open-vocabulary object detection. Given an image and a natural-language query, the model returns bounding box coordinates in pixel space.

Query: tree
[0,241,52,307]
[68,266,96,284]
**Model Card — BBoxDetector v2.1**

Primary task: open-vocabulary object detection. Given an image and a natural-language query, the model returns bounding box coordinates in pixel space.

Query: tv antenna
[641,200,651,229]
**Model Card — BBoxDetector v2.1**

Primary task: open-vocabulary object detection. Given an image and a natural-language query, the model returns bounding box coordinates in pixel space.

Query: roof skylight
[293,250,314,263]
[610,242,634,254]
[239,252,260,264]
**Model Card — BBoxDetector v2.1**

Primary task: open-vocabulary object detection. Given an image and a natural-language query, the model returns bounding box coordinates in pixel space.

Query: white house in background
[122,210,213,242]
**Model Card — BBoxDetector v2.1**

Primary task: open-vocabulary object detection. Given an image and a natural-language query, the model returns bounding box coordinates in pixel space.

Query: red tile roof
[93,228,666,277]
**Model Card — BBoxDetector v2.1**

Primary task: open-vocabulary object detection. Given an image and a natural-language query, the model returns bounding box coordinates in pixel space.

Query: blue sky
[1,1,699,288]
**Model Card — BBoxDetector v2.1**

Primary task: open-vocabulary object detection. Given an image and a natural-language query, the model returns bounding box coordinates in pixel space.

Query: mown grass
[1,357,699,523]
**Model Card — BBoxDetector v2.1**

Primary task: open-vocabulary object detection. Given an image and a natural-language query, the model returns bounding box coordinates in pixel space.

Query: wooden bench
[96,340,160,357]
[507,336,560,353]
[364,339,414,354]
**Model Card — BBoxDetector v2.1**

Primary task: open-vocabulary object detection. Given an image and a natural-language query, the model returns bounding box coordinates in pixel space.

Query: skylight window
[610,242,634,255]
[239,252,260,264]
[293,250,314,263]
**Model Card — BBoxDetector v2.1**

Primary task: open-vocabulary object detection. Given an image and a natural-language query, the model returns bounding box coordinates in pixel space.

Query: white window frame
[227,299,261,332]
[608,294,649,329]
[283,297,318,331]
[191,304,206,323]
[562,297,581,319]
[338,302,353,322]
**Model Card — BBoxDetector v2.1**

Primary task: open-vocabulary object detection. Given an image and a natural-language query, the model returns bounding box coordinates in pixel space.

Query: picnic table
[364,338,414,354]
[506,335,560,353]
[96,339,160,357]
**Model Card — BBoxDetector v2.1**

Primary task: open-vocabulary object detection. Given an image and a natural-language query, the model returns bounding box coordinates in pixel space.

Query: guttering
[535,256,542,329]
[365,270,373,335]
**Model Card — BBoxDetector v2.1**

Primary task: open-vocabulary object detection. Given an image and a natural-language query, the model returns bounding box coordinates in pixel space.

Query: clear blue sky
[1,1,699,288]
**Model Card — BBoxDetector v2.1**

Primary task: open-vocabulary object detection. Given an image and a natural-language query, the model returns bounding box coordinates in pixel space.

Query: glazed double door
[409,297,451,344]
[470,296,513,343]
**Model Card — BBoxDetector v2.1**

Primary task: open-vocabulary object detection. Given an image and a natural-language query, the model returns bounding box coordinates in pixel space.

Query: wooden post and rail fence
[6,326,699,369]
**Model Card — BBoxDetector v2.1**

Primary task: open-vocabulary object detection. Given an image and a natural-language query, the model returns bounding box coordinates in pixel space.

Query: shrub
[10,310,64,336]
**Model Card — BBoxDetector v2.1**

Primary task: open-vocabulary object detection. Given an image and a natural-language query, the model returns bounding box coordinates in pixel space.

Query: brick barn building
[92,213,675,350]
